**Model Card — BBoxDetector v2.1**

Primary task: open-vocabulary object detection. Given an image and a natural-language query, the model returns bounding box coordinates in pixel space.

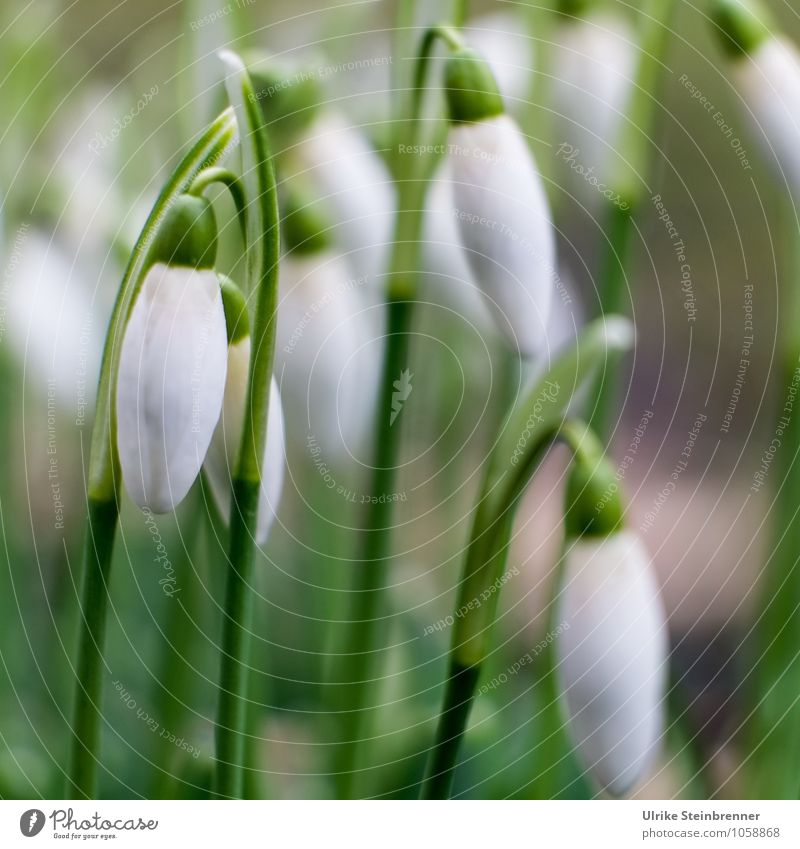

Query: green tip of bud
[218,275,250,345]
[281,194,332,255]
[444,47,505,124]
[711,0,773,57]
[148,194,217,270]
[246,53,322,143]
[563,425,624,538]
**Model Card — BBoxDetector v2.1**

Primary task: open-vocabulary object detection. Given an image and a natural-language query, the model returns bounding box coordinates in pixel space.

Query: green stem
[752,198,800,797]
[588,202,635,439]
[66,498,119,798]
[66,108,238,798]
[332,298,412,798]
[213,53,281,799]
[214,479,261,798]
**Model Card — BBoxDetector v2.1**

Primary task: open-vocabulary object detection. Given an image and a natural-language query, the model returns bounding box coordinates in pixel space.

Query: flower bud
[116,265,228,512]
[711,1,800,190]
[290,113,393,283]
[116,196,227,513]
[445,53,555,356]
[204,335,285,544]
[276,245,382,457]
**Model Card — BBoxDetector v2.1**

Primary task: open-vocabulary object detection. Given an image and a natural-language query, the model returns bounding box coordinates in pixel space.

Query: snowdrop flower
[444,48,556,357]
[466,11,535,108]
[116,194,228,513]
[711,0,800,191]
[555,442,668,795]
[204,280,285,543]
[290,112,394,283]
[5,228,102,407]
[550,5,636,204]
[275,200,382,457]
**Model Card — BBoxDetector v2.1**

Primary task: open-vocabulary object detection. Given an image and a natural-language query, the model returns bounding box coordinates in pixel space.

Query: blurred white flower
[550,11,636,205]
[729,37,800,191]
[466,11,535,108]
[275,250,382,457]
[5,228,102,407]
[448,113,555,357]
[555,529,668,796]
[116,263,228,513]
[291,113,394,283]
[204,337,285,544]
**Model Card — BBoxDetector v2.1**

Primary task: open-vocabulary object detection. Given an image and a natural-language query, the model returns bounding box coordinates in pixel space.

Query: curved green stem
[66,108,238,798]
[419,319,634,798]
[214,52,281,799]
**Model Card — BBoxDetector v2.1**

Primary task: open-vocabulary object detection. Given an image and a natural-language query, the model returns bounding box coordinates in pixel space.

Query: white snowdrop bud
[555,531,668,795]
[550,11,637,203]
[291,112,394,283]
[712,0,800,191]
[465,12,535,108]
[204,335,286,544]
[116,195,228,513]
[445,49,556,357]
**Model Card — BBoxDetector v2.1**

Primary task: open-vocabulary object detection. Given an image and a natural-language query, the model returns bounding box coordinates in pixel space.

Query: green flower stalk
[213,50,282,799]
[421,316,634,799]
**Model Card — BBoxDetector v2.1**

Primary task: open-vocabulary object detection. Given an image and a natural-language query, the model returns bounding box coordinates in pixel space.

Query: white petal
[422,160,493,333]
[466,12,535,107]
[293,113,394,283]
[448,115,555,356]
[550,13,636,200]
[555,530,668,796]
[204,338,286,544]
[116,263,228,513]
[275,251,383,455]
[7,229,102,407]
[731,37,800,191]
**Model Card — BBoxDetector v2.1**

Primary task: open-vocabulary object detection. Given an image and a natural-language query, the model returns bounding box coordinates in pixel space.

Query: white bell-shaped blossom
[448,114,555,357]
[466,11,536,108]
[550,11,636,204]
[555,529,668,796]
[204,337,285,544]
[116,262,228,513]
[275,250,382,457]
[291,113,394,283]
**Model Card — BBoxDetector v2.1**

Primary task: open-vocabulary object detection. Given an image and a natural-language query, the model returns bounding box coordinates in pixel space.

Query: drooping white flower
[555,529,668,796]
[729,37,800,190]
[447,108,556,357]
[550,11,636,202]
[204,336,286,544]
[291,113,394,283]
[466,12,536,108]
[116,262,228,513]
[6,228,103,407]
[275,249,382,457]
